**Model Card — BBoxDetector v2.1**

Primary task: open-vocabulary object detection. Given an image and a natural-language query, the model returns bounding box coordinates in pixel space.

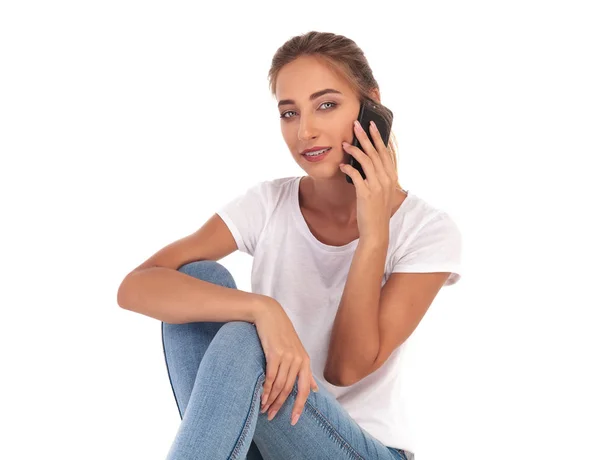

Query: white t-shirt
[217,176,462,454]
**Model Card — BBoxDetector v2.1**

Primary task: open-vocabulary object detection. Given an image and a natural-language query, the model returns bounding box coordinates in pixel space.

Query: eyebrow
[277,88,343,108]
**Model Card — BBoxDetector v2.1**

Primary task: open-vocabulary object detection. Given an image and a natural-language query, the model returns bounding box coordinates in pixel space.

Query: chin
[306,169,346,182]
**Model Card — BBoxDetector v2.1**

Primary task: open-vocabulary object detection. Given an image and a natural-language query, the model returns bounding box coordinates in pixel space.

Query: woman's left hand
[340,119,398,243]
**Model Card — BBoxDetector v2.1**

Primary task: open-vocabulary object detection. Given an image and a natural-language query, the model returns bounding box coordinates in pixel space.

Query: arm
[117,212,272,325]
[118,266,269,325]
[324,240,451,387]
[323,238,387,386]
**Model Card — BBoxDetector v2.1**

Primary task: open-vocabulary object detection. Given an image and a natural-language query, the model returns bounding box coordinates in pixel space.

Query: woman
[118,31,461,459]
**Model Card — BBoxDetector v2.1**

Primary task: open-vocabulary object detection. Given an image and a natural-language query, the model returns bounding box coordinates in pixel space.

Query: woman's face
[275,55,361,179]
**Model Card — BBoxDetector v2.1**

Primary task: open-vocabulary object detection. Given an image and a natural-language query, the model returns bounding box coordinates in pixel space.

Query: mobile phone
[344,100,394,185]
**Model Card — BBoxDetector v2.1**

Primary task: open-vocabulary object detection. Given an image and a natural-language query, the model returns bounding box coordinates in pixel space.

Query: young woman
[118,31,462,459]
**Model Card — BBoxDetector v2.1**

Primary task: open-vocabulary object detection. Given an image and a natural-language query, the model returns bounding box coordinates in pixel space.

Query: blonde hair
[268,31,402,191]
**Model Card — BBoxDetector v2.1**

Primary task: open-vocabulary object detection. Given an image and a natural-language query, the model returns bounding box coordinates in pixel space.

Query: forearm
[324,237,388,385]
[117,266,269,325]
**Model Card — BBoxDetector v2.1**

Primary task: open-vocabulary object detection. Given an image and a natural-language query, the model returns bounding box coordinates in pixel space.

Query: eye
[280,101,338,119]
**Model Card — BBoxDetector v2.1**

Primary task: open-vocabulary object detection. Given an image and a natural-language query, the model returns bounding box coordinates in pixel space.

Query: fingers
[290,364,312,426]
[354,120,386,175]
[261,353,280,410]
[339,161,367,193]
[265,357,302,421]
[350,119,395,187]
[262,355,291,415]
[369,121,394,174]
[261,357,318,425]
[342,142,377,186]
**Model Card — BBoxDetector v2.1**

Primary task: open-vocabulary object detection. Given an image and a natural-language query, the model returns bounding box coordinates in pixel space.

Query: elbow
[323,356,360,387]
[324,361,373,387]
[323,368,353,388]
[116,273,135,309]
[116,283,128,309]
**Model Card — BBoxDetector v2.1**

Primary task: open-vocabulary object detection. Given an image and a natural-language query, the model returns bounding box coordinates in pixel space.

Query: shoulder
[392,191,462,249]
[395,191,452,230]
[253,176,299,204]
[226,176,298,218]
[263,176,298,189]
[389,192,462,284]
[239,176,294,199]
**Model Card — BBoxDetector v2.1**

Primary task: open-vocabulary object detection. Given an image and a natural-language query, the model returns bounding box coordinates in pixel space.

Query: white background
[1,1,599,459]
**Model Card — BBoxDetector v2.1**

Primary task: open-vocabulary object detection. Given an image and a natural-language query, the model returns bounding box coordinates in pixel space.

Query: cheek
[332,112,354,138]
[281,125,294,143]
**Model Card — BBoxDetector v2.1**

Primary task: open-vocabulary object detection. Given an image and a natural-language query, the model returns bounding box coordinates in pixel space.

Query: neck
[302,175,358,225]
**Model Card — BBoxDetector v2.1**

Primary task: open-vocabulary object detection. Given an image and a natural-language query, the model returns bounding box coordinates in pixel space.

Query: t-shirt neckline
[291,176,412,253]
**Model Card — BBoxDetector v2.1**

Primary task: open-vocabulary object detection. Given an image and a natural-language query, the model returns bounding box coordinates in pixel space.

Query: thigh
[252,367,404,459]
[162,320,226,418]
[186,320,403,460]
[161,261,267,459]
[161,260,237,416]
[162,261,406,459]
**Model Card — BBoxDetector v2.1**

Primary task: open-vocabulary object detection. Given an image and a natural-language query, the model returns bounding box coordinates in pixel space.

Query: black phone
[344,100,394,185]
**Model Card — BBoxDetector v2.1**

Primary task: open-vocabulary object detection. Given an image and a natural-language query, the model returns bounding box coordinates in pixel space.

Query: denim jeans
[161,260,415,460]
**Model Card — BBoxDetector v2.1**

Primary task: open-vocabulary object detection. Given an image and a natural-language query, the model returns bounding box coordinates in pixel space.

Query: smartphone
[344,100,394,185]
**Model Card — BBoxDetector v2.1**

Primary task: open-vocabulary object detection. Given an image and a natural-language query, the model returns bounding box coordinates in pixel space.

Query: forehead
[275,55,351,100]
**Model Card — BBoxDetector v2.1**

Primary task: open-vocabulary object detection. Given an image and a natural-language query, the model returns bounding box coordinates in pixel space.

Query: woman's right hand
[253,298,319,426]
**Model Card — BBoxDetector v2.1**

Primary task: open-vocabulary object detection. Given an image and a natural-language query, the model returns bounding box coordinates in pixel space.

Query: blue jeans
[161,260,414,460]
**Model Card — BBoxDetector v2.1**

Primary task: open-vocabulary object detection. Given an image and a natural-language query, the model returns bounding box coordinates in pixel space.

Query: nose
[297,115,318,142]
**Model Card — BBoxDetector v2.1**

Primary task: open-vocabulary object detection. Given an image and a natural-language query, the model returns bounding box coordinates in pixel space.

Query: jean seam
[230,372,266,459]
[290,385,365,459]
[161,322,183,420]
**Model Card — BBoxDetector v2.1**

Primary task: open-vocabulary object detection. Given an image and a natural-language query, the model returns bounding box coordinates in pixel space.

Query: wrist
[359,235,389,251]
[251,295,278,324]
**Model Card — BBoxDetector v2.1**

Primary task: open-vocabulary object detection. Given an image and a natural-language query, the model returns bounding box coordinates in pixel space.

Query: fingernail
[268,410,276,421]
[291,413,300,426]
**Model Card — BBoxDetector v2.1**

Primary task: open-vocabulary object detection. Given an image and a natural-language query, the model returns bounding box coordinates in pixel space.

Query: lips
[301,146,331,155]
[302,147,331,162]
[302,147,331,156]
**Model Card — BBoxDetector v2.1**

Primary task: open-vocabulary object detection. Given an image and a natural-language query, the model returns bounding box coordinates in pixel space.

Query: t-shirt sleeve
[215,181,272,257]
[391,211,462,286]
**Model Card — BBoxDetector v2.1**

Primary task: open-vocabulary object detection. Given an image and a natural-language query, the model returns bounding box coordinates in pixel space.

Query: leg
[162,260,411,459]
[234,323,412,460]
[166,318,411,459]
[161,260,263,459]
